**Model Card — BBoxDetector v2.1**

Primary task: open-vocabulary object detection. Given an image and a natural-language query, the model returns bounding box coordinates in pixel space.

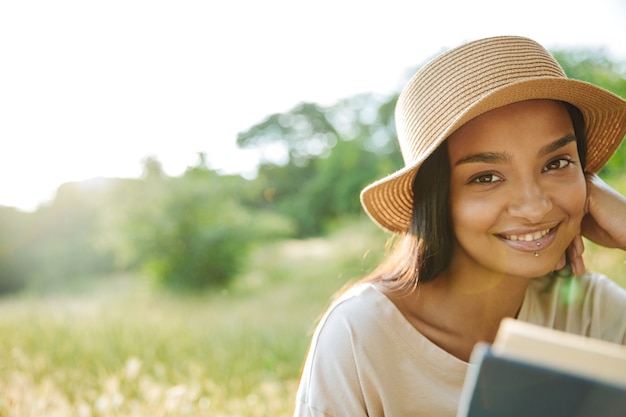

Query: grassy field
[1,212,624,416]
[0,220,387,417]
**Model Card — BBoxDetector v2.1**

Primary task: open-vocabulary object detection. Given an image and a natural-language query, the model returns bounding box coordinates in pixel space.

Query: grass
[0,194,624,416]
[0,219,388,417]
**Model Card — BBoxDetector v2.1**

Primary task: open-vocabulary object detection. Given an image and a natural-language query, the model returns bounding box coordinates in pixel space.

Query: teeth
[505,228,550,242]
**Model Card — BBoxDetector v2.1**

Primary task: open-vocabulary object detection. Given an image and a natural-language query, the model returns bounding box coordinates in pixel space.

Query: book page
[492,318,626,388]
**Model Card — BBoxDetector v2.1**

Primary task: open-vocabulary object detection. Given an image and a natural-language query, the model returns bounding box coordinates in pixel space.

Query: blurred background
[1,0,625,415]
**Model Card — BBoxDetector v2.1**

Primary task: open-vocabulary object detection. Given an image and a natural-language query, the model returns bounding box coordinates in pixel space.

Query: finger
[573,234,585,257]
[568,237,586,276]
[568,243,580,276]
[584,173,597,211]
[554,251,566,271]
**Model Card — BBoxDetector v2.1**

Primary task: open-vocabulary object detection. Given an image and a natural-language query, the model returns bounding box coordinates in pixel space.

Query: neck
[381,266,531,362]
[425,268,529,336]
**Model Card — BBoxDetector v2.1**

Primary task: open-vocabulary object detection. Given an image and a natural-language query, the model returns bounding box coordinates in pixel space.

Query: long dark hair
[362,102,587,294]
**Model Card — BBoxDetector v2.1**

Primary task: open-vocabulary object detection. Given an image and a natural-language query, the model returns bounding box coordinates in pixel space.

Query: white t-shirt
[294,273,626,417]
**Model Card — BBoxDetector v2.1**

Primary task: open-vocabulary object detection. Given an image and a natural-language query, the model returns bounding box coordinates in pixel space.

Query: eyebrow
[537,134,577,157]
[455,151,511,166]
[454,134,577,167]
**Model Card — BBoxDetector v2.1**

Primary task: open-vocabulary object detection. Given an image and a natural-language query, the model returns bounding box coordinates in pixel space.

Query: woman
[294,36,626,416]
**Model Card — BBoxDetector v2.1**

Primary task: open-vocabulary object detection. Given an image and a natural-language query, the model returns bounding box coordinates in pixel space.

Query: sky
[1,0,625,211]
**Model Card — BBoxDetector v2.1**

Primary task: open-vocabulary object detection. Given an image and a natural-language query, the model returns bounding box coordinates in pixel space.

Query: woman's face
[446,99,586,279]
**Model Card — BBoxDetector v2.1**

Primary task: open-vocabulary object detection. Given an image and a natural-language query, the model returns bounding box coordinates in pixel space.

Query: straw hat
[360,35,626,234]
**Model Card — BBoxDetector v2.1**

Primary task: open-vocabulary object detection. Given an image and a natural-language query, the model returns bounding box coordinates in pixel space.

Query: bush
[106,166,293,292]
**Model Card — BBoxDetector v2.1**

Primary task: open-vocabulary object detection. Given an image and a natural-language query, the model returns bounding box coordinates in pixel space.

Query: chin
[495,257,560,279]
[514,263,559,279]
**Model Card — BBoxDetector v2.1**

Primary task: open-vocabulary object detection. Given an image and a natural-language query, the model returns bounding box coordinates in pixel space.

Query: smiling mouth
[502,228,552,242]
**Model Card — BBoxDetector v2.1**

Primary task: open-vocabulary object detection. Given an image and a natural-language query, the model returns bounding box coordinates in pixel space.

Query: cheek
[449,192,502,236]
[555,176,587,223]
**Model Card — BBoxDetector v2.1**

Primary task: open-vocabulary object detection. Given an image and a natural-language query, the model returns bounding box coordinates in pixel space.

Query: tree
[237,102,339,167]
[239,93,401,236]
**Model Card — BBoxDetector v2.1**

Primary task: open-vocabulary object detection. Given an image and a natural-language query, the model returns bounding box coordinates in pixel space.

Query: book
[456,318,626,417]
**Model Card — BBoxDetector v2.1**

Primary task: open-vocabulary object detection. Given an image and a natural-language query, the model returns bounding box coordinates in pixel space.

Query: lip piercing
[536,242,541,247]
[534,252,539,257]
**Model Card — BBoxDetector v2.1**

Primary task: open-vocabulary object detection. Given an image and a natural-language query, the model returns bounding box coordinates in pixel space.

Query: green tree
[239,93,401,236]
[238,102,339,167]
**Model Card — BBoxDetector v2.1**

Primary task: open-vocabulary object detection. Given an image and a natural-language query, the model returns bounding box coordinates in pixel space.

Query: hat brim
[360,77,626,234]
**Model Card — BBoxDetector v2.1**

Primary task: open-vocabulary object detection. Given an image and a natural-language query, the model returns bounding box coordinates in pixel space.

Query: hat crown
[396,36,566,165]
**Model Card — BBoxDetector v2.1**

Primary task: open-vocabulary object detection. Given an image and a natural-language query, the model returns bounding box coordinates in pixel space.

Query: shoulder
[522,272,626,344]
[294,283,394,416]
[330,283,389,319]
[527,271,626,304]
[578,272,626,303]
[312,283,397,350]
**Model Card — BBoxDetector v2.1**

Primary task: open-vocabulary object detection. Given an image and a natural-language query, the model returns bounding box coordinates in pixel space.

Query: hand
[556,174,626,276]
[554,233,584,276]
[560,233,585,276]
[581,174,626,250]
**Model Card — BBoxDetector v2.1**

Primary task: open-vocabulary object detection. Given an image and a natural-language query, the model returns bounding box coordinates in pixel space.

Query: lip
[497,224,559,253]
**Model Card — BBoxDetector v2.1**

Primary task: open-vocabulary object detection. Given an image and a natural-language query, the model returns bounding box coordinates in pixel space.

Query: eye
[543,158,573,171]
[471,173,503,184]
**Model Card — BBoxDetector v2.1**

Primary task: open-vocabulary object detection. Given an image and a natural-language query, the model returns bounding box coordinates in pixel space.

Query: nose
[506,179,552,223]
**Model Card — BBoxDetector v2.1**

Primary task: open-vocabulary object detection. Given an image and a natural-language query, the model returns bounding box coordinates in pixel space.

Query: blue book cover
[458,344,626,417]
[457,320,626,417]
